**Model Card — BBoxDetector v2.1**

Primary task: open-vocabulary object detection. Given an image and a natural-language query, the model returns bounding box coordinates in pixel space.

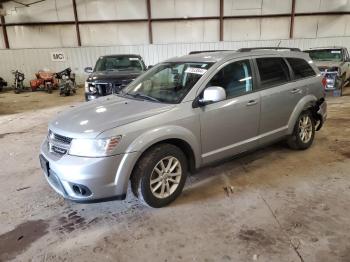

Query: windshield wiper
[127,92,160,102]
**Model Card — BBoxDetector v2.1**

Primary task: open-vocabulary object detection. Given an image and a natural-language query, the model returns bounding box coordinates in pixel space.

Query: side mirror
[197,86,226,107]
[84,67,93,74]
[147,65,153,70]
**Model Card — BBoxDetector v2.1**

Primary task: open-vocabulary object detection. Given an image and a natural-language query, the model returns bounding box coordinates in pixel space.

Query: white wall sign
[51,52,66,62]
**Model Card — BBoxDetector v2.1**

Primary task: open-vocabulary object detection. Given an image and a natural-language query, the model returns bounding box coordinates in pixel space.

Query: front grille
[320,71,338,90]
[48,130,72,156]
[92,80,133,96]
[318,66,329,72]
[52,132,72,144]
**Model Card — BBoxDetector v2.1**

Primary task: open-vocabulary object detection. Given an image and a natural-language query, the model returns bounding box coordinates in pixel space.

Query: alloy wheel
[150,156,182,199]
[298,115,313,143]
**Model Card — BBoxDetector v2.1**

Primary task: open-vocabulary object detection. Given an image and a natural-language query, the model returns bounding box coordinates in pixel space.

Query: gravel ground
[0,88,349,262]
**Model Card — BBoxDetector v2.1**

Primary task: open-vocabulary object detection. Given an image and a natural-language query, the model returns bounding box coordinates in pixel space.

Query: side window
[256,57,290,88]
[207,60,253,99]
[286,58,316,80]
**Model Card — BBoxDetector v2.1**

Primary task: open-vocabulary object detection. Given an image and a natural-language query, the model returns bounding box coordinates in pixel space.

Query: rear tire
[130,144,188,208]
[287,111,315,150]
[47,85,53,94]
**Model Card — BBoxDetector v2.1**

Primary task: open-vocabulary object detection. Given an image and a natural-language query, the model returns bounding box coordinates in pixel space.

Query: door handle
[246,100,258,106]
[291,88,301,94]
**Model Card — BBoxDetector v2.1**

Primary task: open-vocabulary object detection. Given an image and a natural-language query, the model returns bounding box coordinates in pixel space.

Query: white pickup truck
[304,46,350,96]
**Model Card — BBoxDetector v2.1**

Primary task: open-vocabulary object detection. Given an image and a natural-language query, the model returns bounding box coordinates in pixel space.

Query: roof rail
[237,47,301,52]
[188,50,231,55]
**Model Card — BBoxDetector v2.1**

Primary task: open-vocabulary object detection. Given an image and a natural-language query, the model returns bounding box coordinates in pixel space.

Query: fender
[114,125,201,194]
[287,94,318,134]
[125,125,201,164]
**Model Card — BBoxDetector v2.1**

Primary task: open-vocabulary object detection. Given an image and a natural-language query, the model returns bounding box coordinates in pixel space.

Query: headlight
[89,86,97,93]
[69,136,122,157]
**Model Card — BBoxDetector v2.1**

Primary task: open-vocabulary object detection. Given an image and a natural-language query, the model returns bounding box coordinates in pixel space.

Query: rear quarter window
[256,57,290,88]
[286,58,316,80]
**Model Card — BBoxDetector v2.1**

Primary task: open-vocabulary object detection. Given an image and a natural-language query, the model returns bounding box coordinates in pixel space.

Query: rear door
[254,56,303,145]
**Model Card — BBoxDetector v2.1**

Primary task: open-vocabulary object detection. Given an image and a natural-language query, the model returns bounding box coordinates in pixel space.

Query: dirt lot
[0,88,350,262]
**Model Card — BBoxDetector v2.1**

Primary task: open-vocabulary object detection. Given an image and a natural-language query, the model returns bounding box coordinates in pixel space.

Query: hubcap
[150,156,182,199]
[298,115,313,143]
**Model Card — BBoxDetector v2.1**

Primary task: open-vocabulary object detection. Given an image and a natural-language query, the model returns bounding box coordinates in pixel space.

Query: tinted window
[287,58,316,79]
[256,58,290,88]
[207,60,253,98]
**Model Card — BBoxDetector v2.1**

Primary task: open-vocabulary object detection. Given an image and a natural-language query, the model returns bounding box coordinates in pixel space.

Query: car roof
[101,54,142,58]
[165,50,310,63]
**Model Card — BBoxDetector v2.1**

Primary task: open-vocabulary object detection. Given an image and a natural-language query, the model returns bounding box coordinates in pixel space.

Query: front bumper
[85,93,100,101]
[40,139,137,202]
[320,71,341,90]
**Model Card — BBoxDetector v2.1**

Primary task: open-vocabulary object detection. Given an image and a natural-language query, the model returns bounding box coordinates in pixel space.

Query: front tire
[339,74,346,96]
[131,144,188,208]
[287,111,315,150]
[47,84,53,94]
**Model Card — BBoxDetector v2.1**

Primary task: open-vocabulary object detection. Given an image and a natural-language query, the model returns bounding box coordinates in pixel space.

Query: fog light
[72,184,92,196]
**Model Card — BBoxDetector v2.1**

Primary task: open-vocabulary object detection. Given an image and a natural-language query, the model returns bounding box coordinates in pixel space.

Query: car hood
[313,60,343,70]
[49,96,175,139]
[88,70,142,81]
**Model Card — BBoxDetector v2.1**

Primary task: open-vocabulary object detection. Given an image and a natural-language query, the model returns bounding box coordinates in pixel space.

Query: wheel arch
[127,138,197,198]
[287,94,318,134]
[115,126,201,194]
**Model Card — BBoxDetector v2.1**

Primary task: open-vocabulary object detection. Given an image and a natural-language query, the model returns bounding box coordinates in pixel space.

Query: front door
[198,59,260,164]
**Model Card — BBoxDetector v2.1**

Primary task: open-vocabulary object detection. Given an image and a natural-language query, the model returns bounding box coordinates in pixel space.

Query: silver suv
[40,48,327,208]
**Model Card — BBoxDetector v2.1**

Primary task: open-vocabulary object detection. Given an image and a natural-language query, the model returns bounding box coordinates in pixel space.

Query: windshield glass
[121,62,213,104]
[306,49,343,62]
[94,56,144,72]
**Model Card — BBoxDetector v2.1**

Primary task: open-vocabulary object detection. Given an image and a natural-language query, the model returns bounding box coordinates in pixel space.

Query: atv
[30,70,57,94]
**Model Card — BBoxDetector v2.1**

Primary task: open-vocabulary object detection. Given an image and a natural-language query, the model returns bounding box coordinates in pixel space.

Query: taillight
[321,77,327,89]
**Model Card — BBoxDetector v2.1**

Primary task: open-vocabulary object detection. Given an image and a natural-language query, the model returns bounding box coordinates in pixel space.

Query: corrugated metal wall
[3,0,350,48]
[1,36,350,85]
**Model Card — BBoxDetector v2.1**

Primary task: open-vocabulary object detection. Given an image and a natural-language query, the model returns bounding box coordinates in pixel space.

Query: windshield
[306,49,343,62]
[121,62,213,104]
[94,56,144,72]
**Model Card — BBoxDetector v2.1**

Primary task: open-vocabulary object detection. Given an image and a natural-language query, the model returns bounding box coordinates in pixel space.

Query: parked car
[40,48,327,208]
[84,54,147,101]
[0,77,7,91]
[304,46,350,95]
